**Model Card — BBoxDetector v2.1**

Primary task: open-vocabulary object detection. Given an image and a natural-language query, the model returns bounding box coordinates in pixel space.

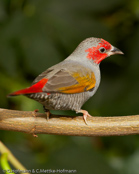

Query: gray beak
[109,46,124,55]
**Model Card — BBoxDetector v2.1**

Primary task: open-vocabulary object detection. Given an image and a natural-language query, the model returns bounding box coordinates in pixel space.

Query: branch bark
[0,108,139,136]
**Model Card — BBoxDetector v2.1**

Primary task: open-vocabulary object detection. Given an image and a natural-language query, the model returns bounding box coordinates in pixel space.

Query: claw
[76,109,92,125]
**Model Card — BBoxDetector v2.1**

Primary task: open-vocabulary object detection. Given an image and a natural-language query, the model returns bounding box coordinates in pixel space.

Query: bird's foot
[76,109,92,125]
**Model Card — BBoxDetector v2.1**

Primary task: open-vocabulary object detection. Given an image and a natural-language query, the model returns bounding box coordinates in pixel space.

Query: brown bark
[0,108,139,136]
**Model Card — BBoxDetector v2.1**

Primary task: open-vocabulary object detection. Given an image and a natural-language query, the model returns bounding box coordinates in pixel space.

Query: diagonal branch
[0,141,30,174]
[0,108,139,136]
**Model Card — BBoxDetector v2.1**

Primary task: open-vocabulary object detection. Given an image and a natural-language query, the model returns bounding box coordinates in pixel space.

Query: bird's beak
[108,46,124,56]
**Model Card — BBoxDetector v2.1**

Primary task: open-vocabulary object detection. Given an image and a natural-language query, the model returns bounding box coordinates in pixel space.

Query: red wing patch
[8,78,48,96]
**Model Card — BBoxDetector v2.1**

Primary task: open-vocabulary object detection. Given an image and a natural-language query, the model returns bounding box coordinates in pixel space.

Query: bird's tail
[8,78,48,97]
[8,87,33,96]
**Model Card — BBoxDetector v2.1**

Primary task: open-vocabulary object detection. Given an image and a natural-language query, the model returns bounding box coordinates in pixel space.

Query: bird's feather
[42,69,96,94]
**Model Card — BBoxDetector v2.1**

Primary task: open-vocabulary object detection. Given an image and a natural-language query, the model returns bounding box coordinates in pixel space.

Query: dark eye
[99,47,106,53]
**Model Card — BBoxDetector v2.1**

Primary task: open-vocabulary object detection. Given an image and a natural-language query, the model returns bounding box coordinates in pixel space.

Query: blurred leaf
[122,150,139,174]
[1,153,15,174]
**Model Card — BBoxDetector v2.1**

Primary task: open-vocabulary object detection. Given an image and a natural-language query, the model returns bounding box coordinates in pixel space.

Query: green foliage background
[0,0,139,173]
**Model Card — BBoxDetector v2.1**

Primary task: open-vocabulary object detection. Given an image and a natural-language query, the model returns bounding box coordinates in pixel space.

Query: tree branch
[0,108,139,136]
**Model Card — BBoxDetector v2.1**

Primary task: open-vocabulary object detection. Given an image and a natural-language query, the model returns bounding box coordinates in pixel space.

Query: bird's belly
[26,92,92,111]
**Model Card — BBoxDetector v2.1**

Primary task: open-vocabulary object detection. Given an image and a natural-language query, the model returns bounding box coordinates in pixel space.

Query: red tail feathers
[8,78,48,96]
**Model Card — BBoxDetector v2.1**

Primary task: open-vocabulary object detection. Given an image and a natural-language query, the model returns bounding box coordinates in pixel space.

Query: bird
[8,37,123,124]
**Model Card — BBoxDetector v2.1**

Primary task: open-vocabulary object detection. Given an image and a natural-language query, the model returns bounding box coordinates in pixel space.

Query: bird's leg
[76,109,92,125]
[43,106,50,120]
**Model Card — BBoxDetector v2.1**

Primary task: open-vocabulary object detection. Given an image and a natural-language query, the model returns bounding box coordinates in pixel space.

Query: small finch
[8,37,123,124]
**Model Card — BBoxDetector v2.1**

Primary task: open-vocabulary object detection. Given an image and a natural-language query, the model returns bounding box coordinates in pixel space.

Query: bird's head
[71,37,124,64]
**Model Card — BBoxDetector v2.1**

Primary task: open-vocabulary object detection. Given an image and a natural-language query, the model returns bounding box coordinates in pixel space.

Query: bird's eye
[99,47,106,53]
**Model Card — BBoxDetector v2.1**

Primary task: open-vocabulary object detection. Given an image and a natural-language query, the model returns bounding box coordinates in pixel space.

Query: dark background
[0,0,139,173]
